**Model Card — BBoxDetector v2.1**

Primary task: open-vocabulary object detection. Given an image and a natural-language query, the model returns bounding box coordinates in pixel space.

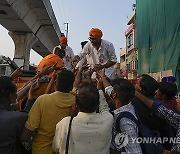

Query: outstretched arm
[98,68,111,88]
[19,66,51,90]
[73,65,88,88]
[17,79,37,101]
[134,91,153,108]
[96,74,110,113]
[10,66,23,79]
[94,61,116,72]
[135,91,180,129]
[45,71,57,94]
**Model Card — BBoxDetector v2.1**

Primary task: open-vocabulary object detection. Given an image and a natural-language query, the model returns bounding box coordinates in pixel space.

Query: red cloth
[162,97,177,110]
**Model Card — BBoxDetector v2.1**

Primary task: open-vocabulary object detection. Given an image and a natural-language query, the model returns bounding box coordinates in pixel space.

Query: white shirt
[52,90,113,154]
[53,45,74,71]
[77,39,117,79]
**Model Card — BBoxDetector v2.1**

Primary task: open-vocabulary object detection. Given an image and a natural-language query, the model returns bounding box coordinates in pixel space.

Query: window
[120,55,125,62]
[127,34,133,48]
[130,60,138,70]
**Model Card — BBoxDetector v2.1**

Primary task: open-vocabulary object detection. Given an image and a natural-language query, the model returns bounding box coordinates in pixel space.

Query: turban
[59,36,67,43]
[37,54,64,78]
[89,28,103,39]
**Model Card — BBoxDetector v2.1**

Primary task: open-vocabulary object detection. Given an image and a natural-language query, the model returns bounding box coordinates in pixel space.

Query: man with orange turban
[53,36,74,71]
[76,28,117,79]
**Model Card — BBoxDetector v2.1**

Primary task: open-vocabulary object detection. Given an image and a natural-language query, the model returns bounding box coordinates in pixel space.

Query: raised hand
[10,66,23,79]
[95,73,103,90]
[38,65,51,77]
[93,64,104,71]
[97,68,106,78]
[28,79,40,99]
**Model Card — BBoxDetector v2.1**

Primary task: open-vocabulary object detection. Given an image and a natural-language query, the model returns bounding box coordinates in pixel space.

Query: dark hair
[56,70,75,92]
[158,82,177,100]
[139,74,158,97]
[54,47,66,59]
[111,78,135,105]
[80,41,88,49]
[0,76,17,104]
[76,83,99,113]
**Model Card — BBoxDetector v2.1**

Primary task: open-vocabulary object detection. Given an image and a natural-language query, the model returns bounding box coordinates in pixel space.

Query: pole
[64,23,69,38]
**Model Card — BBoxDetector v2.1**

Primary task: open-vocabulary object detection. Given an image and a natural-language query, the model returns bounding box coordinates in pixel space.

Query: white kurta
[53,45,74,71]
[77,39,117,79]
[52,90,113,154]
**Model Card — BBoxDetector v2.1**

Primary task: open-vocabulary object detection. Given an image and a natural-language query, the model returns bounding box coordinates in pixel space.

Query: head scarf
[89,28,103,39]
[59,36,67,43]
[161,76,176,83]
[37,54,64,78]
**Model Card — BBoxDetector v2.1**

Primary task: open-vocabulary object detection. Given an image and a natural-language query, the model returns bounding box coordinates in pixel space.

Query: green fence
[136,0,180,92]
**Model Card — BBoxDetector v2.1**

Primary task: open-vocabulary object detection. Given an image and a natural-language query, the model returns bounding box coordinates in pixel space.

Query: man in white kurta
[52,83,113,154]
[76,28,117,79]
[53,36,74,71]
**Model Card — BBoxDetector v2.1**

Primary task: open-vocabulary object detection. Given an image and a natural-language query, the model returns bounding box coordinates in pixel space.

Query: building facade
[119,48,127,78]
[125,8,138,79]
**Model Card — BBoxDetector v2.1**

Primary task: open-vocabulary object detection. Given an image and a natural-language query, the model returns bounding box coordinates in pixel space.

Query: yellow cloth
[25,88,76,154]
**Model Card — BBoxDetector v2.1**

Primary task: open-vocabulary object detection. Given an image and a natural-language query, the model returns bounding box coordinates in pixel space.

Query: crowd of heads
[0,27,179,154]
[76,82,99,113]
[112,78,135,106]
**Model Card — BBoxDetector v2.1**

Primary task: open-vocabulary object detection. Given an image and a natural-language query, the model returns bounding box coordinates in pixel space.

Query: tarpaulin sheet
[136,0,180,91]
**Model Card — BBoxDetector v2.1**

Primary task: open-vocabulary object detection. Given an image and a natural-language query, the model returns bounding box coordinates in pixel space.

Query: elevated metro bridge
[0,0,62,70]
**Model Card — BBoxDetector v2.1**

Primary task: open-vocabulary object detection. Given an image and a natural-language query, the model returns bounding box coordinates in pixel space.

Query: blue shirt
[0,110,27,154]
[151,101,180,152]
[111,103,143,154]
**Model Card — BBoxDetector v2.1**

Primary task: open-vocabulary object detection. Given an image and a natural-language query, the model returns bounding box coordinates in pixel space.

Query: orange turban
[37,54,64,78]
[59,36,67,43]
[89,28,103,39]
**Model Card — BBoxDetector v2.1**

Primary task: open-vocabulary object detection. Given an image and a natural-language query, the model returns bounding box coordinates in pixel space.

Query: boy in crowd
[98,69,142,153]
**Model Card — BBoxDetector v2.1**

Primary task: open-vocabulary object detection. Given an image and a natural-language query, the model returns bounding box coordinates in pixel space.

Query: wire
[51,0,64,25]
[59,0,68,22]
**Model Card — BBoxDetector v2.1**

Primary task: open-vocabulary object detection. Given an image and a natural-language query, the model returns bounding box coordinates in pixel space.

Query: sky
[0,0,136,65]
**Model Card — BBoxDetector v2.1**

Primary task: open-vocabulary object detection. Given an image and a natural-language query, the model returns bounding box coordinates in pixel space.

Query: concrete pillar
[8,32,38,70]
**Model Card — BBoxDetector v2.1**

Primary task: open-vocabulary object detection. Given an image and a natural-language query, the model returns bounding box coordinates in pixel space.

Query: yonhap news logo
[131,137,180,144]
[115,132,180,148]
[115,132,129,149]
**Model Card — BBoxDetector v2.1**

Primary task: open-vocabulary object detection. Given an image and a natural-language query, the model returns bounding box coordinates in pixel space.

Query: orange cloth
[59,36,67,43]
[89,28,103,39]
[37,54,64,77]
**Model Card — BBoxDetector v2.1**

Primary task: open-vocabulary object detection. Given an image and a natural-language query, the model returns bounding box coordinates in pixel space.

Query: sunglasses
[88,37,98,41]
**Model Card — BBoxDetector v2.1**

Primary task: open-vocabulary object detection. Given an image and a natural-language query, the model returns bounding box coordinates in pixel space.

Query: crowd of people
[0,28,179,154]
